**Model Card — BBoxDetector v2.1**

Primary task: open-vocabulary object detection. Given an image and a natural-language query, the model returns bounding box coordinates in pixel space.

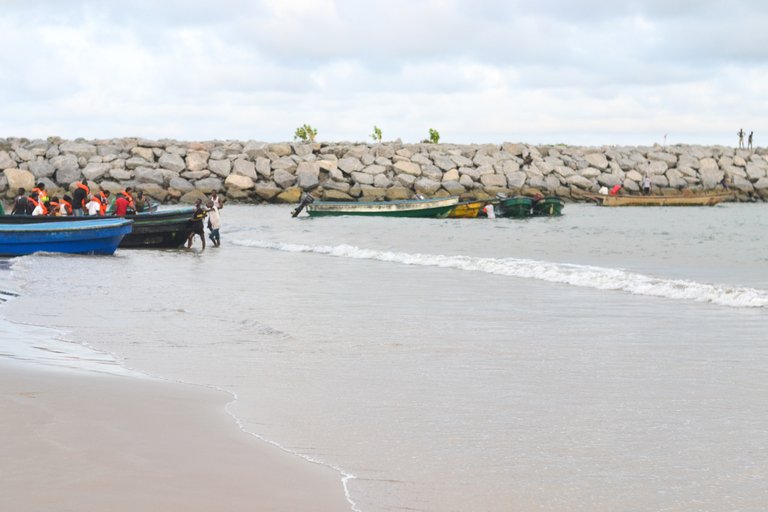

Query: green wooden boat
[531,196,564,216]
[304,196,460,218]
[495,196,532,218]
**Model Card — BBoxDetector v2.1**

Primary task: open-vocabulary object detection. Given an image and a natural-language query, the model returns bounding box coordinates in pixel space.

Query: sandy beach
[0,361,351,512]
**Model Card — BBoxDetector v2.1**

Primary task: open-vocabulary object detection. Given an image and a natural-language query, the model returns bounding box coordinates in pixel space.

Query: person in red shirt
[609,184,622,196]
[113,193,130,216]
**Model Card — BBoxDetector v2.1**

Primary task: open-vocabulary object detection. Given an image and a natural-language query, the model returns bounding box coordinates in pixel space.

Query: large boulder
[59,142,97,159]
[584,153,608,170]
[296,162,320,190]
[3,168,35,194]
[273,169,297,189]
[255,157,272,178]
[158,152,186,172]
[52,154,81,185]
[135,166,165,185]
[0,151,17,170]
[393,160,421,177]
[351,172,374,185]
[414,177,441,195]
[225,173,255,190]
[186,150,210,172]
[254,183,282,200]
[169,176,195,192]
[338,157,363,174]
[28,160,56,178]
[194,177,223,193]
[233,158,259,179]
[82,162,111,181]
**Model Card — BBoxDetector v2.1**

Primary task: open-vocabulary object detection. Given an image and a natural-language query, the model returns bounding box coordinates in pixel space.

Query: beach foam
[233,239,768,309]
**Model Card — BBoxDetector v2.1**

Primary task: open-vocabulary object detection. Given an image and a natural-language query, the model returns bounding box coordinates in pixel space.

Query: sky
[1,0,767,146]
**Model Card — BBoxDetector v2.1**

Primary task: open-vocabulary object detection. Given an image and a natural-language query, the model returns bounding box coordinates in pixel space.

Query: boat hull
[307,197,459,218]
[0,219,133,256]
[595,193,734,206]
[531,197,565,216]
[0,207,194,248]
[448,201,486,218]
[495,197,533,218]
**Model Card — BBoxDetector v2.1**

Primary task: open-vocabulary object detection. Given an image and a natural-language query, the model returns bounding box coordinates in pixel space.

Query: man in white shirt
[206,200,221,247]
[85,195,101,216]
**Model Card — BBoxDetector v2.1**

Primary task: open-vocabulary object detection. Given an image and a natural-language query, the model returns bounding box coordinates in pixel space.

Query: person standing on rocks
[642,175,652,195]
[748,131,754,150]
[738,128,745,148]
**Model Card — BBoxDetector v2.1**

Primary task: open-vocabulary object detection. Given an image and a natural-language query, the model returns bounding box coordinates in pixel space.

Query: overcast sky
[2,0,766,146]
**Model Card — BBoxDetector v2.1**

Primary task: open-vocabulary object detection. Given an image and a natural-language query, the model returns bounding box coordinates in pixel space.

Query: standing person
[748,131,754,150]
[113,192,130,216]
[96,190,110,215]
[29,192,47,216]
[11,188,28,215]
[738,128,745,148]
[133,190,149,213]
[85,194,102,216]
[206,200,221,247]
[32,182,49,203]
[186,198,207,249]
[209,190,225,209]
[59,195,73,216]
[71,181,89,216]
[642,175,652,195]
[47,196,61,216]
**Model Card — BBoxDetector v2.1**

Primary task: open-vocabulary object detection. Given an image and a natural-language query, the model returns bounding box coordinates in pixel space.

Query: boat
[494,196,533,218]
[119,207,195,248]
[0,218,133,256]
[531,196,565,216]
[448,200,487,218]
[0,207,194,248]
[593,192,734,207]
[296,196,460,218]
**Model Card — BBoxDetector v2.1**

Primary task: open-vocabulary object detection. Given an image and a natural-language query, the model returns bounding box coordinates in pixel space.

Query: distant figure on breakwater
[748,131,754,150]
[642,175,652,195]
[738,128,745,148]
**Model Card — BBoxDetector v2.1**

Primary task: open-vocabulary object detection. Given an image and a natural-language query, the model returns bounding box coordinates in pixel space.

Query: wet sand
[0,361,351,512]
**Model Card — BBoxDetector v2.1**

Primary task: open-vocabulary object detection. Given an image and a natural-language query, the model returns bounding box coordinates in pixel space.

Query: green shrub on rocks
[371,125,382,142]
[294,124,318,143]
[428,128,440,144]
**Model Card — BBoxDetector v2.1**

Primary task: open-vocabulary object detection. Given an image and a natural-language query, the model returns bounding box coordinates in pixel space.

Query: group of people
[737,129,754,150]
[187,191,225,249]
[10,181,150,217]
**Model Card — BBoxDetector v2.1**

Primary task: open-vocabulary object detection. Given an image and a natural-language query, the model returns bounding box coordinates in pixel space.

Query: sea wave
[233,239,768,309]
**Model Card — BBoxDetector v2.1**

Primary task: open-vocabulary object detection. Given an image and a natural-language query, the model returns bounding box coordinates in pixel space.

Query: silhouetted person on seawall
[748,131,754,150]
[738,128,745,148]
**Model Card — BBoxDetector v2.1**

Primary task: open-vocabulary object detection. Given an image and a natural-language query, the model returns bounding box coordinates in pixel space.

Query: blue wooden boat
[0,218,133,256]
[0,207,194,248]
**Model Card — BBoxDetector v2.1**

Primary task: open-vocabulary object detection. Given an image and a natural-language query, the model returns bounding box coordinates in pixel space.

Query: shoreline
[0,359,353,512]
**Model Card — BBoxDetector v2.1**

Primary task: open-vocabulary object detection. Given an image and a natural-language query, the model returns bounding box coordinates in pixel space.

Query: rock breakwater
[1,137,766,204]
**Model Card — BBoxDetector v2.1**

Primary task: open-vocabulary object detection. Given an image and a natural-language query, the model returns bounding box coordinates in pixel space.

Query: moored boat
[0,218,132,256]
[300,196,460,218]
[495,196,533,218]
[593,192,734,207]
[531,196,565,216]
[448,200,487,218]
[0,207,194,248]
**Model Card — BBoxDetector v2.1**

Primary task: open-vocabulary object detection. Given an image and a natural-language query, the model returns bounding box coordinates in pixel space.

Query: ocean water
[1,203,767,511]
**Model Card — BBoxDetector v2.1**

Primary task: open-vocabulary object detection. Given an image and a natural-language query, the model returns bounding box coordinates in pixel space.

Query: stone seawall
[1,137,767,204]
